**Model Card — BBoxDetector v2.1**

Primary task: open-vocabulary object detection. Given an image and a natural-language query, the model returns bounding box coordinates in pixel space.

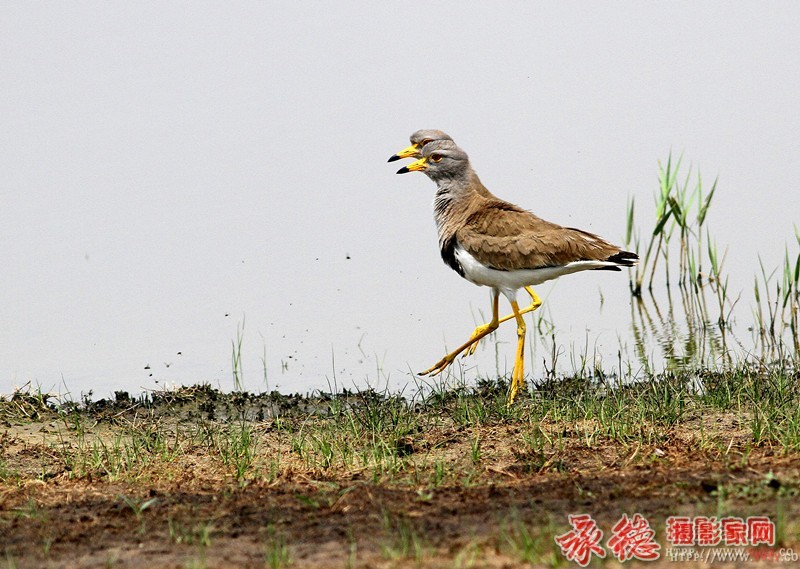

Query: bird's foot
[419,353,458,376]
[420,320,498,376]
[506,376,526,407]
[463,323,494,357]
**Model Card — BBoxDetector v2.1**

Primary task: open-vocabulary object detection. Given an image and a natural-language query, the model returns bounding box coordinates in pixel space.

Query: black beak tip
[396,166,410,174]
[387,154,401,163]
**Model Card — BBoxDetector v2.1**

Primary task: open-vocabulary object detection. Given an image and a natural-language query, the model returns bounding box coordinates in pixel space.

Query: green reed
[627,154,799,364]
[627,153,717,297]
[231,318,245,391]
[753,228,800,359]
[626,154,725,331]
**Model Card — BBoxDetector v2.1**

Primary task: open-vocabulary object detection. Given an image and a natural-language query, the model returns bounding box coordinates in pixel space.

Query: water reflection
[522,273,798,393]
[631,285,728,374]
[629,275,798,378]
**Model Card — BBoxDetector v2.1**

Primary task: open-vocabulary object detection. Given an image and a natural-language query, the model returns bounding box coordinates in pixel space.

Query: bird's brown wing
[455,200,623,271]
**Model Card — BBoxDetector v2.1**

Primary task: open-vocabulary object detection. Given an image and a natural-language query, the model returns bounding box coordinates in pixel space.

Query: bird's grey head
[395,139,471,182]
[410,129,453,146]
[387,129,454,162]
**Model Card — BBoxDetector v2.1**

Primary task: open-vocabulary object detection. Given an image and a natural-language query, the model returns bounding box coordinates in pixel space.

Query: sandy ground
[1,389,798,568]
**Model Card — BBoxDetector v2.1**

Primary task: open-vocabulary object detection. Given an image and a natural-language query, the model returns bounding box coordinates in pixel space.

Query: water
[3,4,800,399]
[4,250,798,401]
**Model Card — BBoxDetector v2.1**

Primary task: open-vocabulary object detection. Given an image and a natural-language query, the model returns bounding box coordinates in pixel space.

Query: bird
[387,129,453,163]
[394,138,638,405]
[388,131,542,352]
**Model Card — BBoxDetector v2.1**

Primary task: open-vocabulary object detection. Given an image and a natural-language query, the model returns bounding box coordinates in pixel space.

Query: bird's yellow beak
[387,143,420,163]
[396,157,427,174]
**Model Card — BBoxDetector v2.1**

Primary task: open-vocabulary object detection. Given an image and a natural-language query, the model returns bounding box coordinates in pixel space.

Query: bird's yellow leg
[506,300,527,407]
[465,287,542,357]
[420,292,500,377]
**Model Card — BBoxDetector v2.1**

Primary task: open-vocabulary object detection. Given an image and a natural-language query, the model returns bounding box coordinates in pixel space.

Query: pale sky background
[2,3,799,398]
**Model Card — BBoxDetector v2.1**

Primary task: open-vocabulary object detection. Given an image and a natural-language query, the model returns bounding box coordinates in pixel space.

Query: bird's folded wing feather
[455,201,621,271]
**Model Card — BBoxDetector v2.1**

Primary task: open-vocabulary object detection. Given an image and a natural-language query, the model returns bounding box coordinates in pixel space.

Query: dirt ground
[1,387,798,568]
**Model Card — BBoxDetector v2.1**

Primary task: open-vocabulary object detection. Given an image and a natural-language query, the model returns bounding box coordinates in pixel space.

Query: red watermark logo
[554,514,606,567]
[555,514,783,565]
[665,515,775,547]
[607,513,661,561]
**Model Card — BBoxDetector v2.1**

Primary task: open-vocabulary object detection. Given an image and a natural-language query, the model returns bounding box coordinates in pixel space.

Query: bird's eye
[430,154,443,163]
[421,139,432,146]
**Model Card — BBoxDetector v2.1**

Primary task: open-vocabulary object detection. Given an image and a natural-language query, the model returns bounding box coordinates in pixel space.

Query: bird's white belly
[454,245,613,293]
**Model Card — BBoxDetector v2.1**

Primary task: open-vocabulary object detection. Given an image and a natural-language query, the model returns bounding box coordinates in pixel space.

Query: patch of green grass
[213,421,256,482]
[452,540,480,569]
[263,527,292,568]
[2,552,19,569]
[5,362,800,491]
[183,557,207,569]
[11,498,46,521]
[380,510,429,562]
[168,517,214,547]
[118,494,158,535]
[499,511,561,566]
